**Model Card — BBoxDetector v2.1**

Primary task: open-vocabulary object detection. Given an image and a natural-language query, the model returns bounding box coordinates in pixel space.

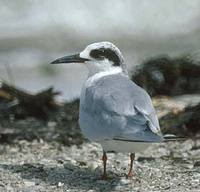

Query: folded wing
[80,73,163,142]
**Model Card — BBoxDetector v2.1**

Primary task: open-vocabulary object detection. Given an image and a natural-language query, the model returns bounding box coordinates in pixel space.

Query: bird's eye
[90,48,121,66]
[90,49,105,59]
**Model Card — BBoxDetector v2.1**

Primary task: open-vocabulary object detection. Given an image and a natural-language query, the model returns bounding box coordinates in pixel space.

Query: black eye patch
[90,48,105,59]
[90,48,120,66]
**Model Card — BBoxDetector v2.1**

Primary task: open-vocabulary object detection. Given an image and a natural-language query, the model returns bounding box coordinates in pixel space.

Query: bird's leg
[127,153,135,179]
[101,150,107,180]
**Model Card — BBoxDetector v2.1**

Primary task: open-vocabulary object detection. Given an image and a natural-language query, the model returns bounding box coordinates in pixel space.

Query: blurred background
[1,0,200,101]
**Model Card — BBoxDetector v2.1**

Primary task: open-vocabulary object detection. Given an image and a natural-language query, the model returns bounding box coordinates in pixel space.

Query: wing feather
[79,73,163,142]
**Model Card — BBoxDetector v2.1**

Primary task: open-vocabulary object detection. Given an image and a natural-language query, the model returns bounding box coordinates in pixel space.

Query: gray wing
[80,73,163,142]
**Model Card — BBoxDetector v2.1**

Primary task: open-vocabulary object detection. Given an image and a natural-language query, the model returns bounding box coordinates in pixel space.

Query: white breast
[101,139,150,153]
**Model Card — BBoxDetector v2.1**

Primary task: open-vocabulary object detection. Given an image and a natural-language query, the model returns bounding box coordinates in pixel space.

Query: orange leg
[101,150,107,180]
[127,153,135,179]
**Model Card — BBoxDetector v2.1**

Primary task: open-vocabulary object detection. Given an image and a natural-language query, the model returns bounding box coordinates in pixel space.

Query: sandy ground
[0,139,199,192]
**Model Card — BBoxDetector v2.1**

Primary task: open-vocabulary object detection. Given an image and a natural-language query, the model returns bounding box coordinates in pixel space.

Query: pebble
[181,163,194,169]
[47,121,57,128]
[57,182,64,187]
[120,178,132,185]
[24,180,35,187]
[194,161,200,167]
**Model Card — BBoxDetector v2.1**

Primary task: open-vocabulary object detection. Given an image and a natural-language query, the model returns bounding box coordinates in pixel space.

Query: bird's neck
[88,66,122,77]
[86,67,125,85]
[86,60,127,77]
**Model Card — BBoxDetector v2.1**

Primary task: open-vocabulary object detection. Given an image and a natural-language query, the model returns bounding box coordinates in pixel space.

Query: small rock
[115,185,123,191]
[24,180,35,187]
[194,161,200,167]
[191,179,200,187]
[57,182,64,187]
[137,157,155,162]
[77,161,87,166]
[89,161,99,170]
[47,121,57,128]
[181,163,194,169]
[120,178,132,185]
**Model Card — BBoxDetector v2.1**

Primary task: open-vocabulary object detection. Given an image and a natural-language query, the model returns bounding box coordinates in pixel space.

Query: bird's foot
[126,172,134,179]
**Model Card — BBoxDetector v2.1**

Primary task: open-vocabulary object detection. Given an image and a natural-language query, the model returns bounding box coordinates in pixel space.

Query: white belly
[100,139,151,153]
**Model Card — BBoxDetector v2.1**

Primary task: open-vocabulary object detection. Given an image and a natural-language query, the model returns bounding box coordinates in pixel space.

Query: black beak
[50,53,90,64]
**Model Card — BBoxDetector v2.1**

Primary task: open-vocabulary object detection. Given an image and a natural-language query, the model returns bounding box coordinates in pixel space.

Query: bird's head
[51,42,127,76]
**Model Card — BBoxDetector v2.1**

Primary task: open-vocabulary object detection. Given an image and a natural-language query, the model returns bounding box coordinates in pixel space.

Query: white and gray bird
[51,42,164,179]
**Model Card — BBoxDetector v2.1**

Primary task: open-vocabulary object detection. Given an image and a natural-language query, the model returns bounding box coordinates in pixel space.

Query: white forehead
[86,41,117,50]
[80,41,122,59]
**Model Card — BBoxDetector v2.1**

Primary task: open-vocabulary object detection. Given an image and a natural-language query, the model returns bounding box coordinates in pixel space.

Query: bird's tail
[163,134,187,142]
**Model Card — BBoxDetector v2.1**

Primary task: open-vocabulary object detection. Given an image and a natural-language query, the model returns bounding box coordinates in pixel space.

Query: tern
[51,42,164,179]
